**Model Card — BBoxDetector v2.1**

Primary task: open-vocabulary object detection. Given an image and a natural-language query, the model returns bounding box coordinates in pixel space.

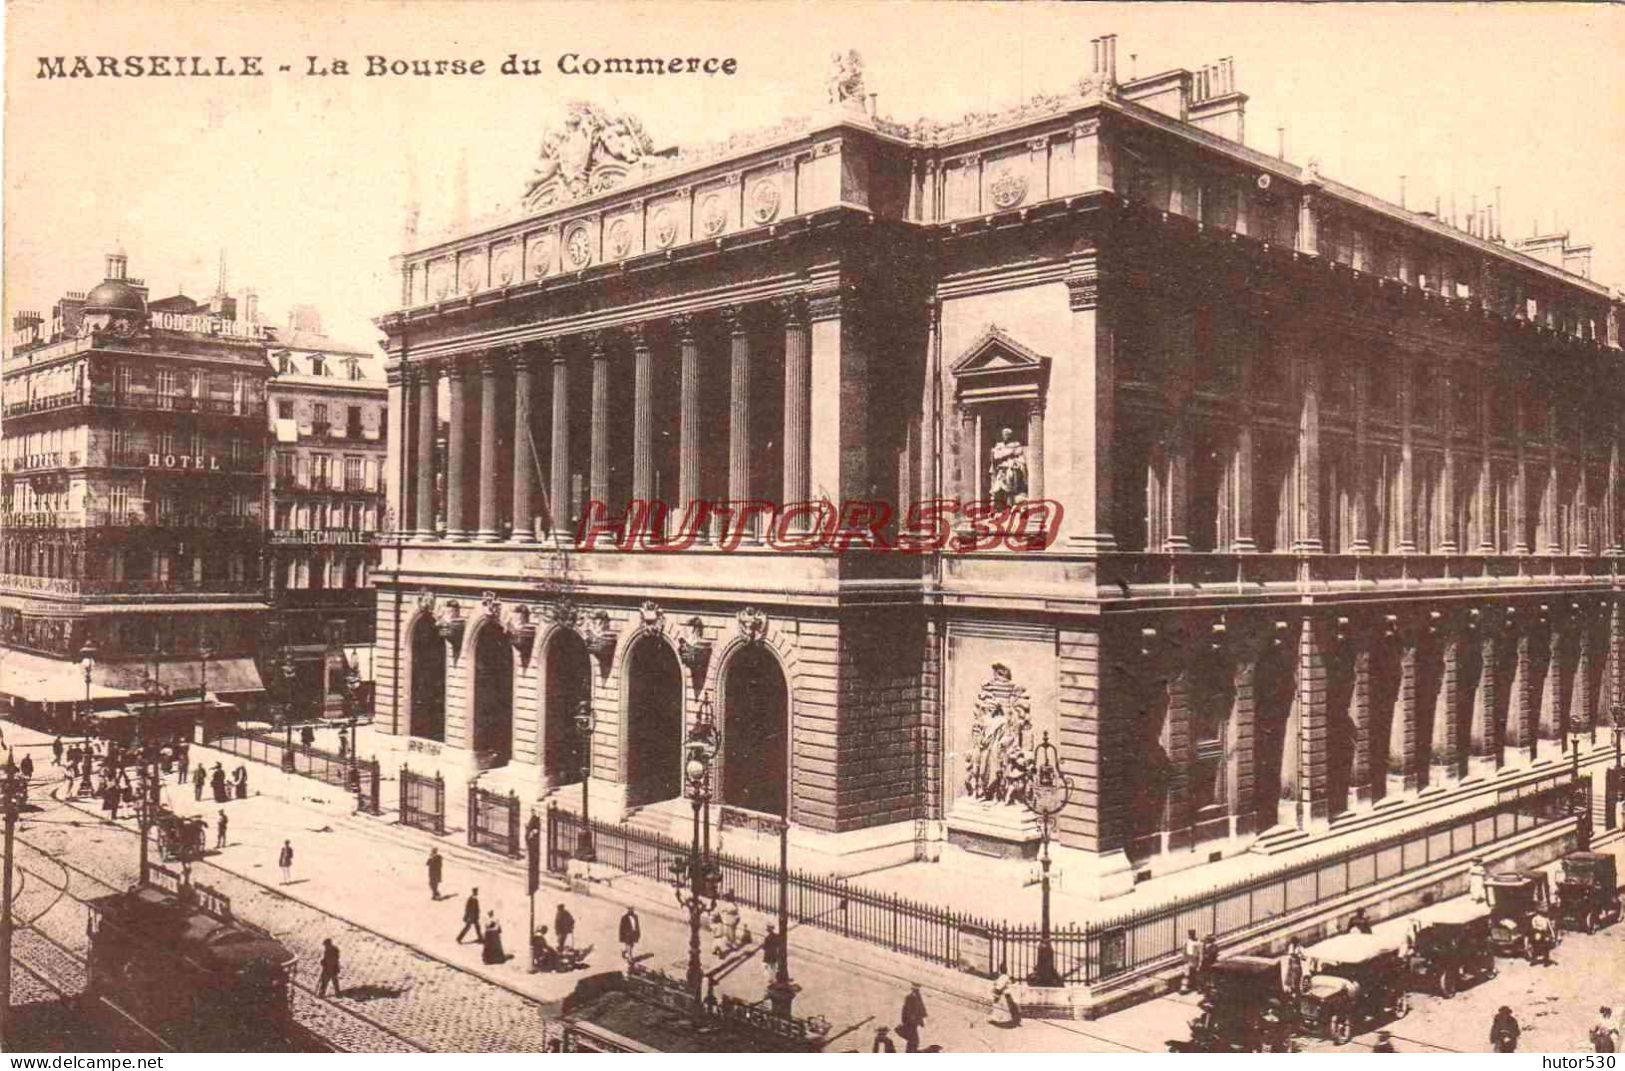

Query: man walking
[427,847,443,899]
[554,902,576,951]
[1181,928,1202,993]
[762,925,783,984]
[193,763,206,802]
[458,888,482,943]
[177,745,190,785]
[278,839,294,884]
[317,938,342,998]
[898,982,928,1053]
[619,906,641,966]
[51,737,63,766]
[216,810,228,849]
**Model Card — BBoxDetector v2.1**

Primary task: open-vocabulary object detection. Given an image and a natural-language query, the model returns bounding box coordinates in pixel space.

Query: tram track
[11,799,427,1053]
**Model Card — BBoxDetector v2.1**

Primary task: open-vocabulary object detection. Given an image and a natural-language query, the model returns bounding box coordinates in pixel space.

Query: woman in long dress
[482,913,507,964]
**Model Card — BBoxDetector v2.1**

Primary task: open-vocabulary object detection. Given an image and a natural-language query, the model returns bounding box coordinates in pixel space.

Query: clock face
[565,225,593,269]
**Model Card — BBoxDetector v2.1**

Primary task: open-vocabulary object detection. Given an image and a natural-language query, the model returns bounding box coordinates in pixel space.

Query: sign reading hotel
[150,312,263,338]
[147,453,223,470]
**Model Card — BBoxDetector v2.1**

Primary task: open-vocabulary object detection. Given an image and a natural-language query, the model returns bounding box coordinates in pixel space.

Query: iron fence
[400,766,446,835]
[211,728,381,811]
[468,784,521,856]
[548,772,1581,983]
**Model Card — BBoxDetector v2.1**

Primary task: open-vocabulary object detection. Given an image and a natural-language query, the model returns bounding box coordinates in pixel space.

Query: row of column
[402,297,814,542]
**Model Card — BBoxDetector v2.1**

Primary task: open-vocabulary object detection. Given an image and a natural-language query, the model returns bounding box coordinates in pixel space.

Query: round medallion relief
[607,219,633,260]
[699,194,727,237]
[651,207,677,249]
[749,179,781,224]
[459,258,483,294]
[429,262,452,300]
[493,247,518,286]
[528,236,554,278]
[564,224,593,269]
[988,167,1028,210]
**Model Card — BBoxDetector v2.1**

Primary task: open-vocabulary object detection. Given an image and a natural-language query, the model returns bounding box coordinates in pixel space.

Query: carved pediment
[951,324,1051,405]
[524,102,657,211]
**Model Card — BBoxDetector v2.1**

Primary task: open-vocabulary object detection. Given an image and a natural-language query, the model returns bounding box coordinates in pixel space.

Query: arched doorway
[721,646,789,817]
[544,630,594,787]
[624,635,684,807]
[472,624,513,766]
[410,615,446,741]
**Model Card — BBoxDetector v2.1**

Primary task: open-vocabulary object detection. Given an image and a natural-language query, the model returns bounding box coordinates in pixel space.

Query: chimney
[1104,34,1118,86]
[105,250,128,282]
[1494,186,1503,242]
[242,289,259,324]
[1187,56,1247,142]
[1277,126,1286,161]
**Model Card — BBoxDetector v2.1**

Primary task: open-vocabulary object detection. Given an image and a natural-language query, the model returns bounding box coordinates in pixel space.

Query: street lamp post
[198,637,215,736]
[79,640,98,757]
[766,815,798,1017]
[672,703,720,1002]
[277,649,298,773]
[1025,732,1073,988]
[139,650,172,886]
[574,698,595,862]
[343,665,362,797]
[1,750,35,1048]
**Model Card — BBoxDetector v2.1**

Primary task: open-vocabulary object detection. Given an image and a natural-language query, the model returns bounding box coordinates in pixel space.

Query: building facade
[1,252,271,720]
[372,52,1625,890]
[266,312,387,717]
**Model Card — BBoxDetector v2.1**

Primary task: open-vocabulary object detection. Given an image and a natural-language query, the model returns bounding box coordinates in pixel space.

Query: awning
[0,649,135,703]
[99,657,265,695]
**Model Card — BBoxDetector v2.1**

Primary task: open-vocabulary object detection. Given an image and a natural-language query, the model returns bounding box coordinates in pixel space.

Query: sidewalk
[4,720,1167,1052]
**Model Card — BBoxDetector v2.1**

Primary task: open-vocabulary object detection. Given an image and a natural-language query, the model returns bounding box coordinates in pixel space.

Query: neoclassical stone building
[373,47,1625,889]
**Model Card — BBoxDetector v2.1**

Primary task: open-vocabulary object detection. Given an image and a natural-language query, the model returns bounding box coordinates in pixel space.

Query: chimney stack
[1277,126,1286,160]
[1103,34,1118,86]
[1399,175,1407,209]
[1494,186,1503,242]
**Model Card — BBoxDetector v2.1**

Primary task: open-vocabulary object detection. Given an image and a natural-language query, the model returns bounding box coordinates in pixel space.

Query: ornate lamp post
[343,665,362,789]
[197,636,215,732]
[276,648,298,772]
[1025,732,1073,988]
[672,703,720,1002]
[79,640,98,754]
[574,698,595,862]
[766,815,798,1017]
[1,749,38,1047]
[139,651,173,885]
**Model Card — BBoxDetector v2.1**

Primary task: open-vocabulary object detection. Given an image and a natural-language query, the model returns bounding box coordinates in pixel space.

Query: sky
[5,1,1623,351]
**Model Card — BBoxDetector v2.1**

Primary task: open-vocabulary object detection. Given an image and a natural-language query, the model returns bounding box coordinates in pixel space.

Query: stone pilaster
[1350,632,1372,804]
[587,332,610,511]
[1471,613,1500,763]
[1394,622,1421,790]
[1541,616,1566,740]
[510,345,538,543]
[725,305,754,538]
[1295,349,1323,553]
[445,359,470,539]
[1227,633,1260,837]
[1293,617,1329,823]
[630,324,653,504]
[547,339,571,540]
[1510,622,1537,756]
[1160,657,1193,853]
[1439,367,1458,553]
[1514,395,1531,554]
[414,363,439,538]
[1399,351,1417,553]
[1351,364,1371,554]
[675,314,701,528]
[916,298,938,511]
[1432,620,1465,780]
[477,352,503,542]
[1064,249,1115,552]
[1478,366,1495,552]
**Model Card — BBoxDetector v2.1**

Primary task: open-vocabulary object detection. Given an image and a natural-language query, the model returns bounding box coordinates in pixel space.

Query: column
[510,345,538,543]
[917,299,938,508]
[1296,617,1329,823]
[1541,618,1565,739]
[725,306,753,538]
[548,340,571,542]
[1439,367,1458,553]
[1233,329,1257,552]
[1509,622,1536,755]
[675,314,703,540]
[1472,620,1500,765]
[588,332,610,511]
[1399,352,1417,553]
[1545,407,1561,554]
[1160,663,1192,853]
[1577,460,1592,555]
[1514,396,1531,554]
[1608,425,1621,555]
[1477,367,1494,552]
[386,362,407,536]
[1576,614,1593,736]
[477,353,502,541]
[445,360,470,539]
[1350,638,1372,804]
[1351,365,1371,553]
[1164,312,1193,552]
[630,324,653,503]
[1064,250,1115,552]
[1432,624,1463,781]
[1226,638,1259,838]
[414,363,438,538]
[1295,348,1322,553]
[779,296,813,515]
[1026,402,1045,500]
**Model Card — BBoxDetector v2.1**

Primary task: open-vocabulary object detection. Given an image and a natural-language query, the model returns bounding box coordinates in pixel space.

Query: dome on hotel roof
[84,278,146,315]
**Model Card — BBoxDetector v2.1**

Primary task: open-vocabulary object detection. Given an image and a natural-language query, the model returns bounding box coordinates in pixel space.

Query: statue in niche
[963,663,1034,806]
[987,426,1028,510]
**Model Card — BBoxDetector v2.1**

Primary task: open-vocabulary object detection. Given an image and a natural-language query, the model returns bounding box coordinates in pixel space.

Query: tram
[84,876,304,1051]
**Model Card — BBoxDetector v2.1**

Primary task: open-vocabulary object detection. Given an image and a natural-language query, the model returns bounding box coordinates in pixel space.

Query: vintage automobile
[1487,870,1559,958]
[1177,956,1296,1053]
[1555,852,1621,934]
[1297,932,1411,1045]
[1404,897,1496,997]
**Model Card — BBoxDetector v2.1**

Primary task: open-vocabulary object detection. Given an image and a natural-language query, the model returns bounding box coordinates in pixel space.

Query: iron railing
[547,772,1582,983]
[468,784,521,856]
[401,765,446,835]
[211,728,381,812]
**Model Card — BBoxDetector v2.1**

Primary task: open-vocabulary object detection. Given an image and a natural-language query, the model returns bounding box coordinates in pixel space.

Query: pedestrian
[106,781,121,821]
[458,888,482,943]
[211,762,227,803]
[554,902,576,951]
[19,753,33,781]
[1468,858,1488,904]
[1530,908,1555,965]
[52,736,63,766]
[317,938,342,997]
[176,745,189,785]
[1181,928,1202,993]
[1344,908,1373,935]
[216,810,228,849]
[872,1026,896,1052]
[1491,1006,1521,1053]
[619,906,641,966]
[278,839,294,883]
[427,847,443,899]
[1371,1030,1396,1053]
[233,764,248,800]
[193,762,206,802]
[1200,932,1219,988]
[1280,938,1305,994]
[482,911,507,965]
[990,961,1021,1027]
[720,891,742,948]
[1592,1007,1619,1054]
[338,728,348,759]
[301,725,315,749]
[898,982,928,1053]
[762,924,783,984]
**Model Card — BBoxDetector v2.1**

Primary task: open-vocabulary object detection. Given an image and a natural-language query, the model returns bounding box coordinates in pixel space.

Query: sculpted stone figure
[963,663,1033,806]
[988,426,1028,510]
[827,49,865,108]
[526,102,655,206]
